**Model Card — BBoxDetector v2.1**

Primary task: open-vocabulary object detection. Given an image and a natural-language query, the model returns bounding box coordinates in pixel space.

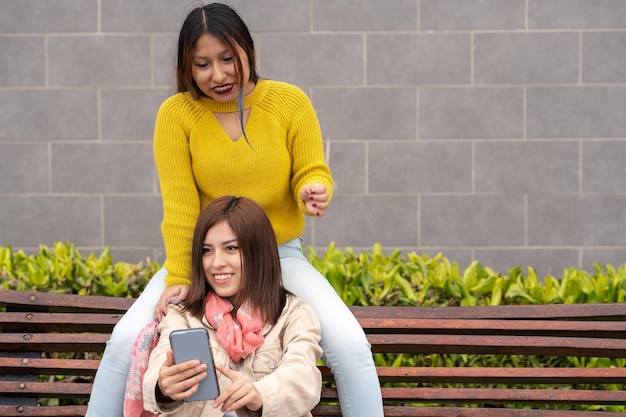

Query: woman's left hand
[212,364,262,412]
[301,184,329,216]
[154,285,189,320]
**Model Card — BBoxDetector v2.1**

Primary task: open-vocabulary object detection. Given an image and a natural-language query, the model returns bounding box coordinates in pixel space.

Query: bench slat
[318,387,626,405]
[0,405,87,417]
[0,381,91,397]
[0,290,134,312]
[357,317,626,337]
[0,312,123,332]
[350,303,626,320]
[0,357,100,376]
[367,333,626,357]
[397,387,626,405]
[377,366,626,384]
[319,366,626,384]
[312,405,626,417]
[0,333,109,352]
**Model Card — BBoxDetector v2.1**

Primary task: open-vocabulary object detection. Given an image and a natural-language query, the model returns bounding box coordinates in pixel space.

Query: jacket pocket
[250,341,282,379]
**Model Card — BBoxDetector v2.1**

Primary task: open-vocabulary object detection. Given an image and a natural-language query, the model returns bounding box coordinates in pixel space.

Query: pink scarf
[205,293,264,362]
[124,296,180,417]
[124,320,160,417]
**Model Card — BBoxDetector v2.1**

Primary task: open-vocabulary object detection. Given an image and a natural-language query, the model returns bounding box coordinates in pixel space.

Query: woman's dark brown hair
[184,196,286,324]
[176,3,258,146]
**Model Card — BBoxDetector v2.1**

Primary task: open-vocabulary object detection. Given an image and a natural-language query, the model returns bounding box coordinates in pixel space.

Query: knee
[108,322,139,346]
[320,333,372,360]
[109,313,152,345]
[321,338,375,374]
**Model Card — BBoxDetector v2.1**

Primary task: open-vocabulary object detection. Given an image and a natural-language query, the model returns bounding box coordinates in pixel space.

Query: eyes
[202,244,239,254]
[194,56,233,69]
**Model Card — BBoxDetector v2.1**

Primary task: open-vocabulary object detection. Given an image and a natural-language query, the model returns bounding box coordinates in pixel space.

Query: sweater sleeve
[284,87,334,216]
[153,95,200,287]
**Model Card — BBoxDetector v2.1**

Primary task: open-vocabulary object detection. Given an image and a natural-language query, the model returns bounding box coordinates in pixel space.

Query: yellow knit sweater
[154,79,334,287]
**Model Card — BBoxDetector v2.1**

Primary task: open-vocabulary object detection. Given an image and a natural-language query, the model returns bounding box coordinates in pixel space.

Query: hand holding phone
[169,328,220,401]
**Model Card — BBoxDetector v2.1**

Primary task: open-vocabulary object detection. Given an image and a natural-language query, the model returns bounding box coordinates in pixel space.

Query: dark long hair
[176,3,258,146]
[184,196,286,324]
[177,3,258,98]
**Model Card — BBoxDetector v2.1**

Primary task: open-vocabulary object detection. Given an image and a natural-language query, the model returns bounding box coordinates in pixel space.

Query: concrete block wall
[1,0,625,276]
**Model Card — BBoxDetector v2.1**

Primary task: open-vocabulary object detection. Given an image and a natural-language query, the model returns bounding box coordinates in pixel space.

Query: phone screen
[169,327,220,401]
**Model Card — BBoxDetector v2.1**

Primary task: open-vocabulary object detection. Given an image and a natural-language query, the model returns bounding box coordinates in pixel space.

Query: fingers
[158,351,207,401]
[165,350,175,366]
[305,197,328,216]
[178,285,190,302]
[305,201,326,216]
[153,285,189,320]
[215,363,231,379]
[154,297,167,320]
[301,184,329,216]
[154,289,174,320]
[218,386,260,412]
[212,364,263,412]
[304,184,328,200]
[213,364,234,409]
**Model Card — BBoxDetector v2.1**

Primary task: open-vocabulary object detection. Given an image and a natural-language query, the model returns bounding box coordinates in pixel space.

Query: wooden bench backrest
[1,290,626,417]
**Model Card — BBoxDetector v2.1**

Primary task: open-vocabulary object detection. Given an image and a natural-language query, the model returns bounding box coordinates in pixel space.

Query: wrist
[155,383,175,403]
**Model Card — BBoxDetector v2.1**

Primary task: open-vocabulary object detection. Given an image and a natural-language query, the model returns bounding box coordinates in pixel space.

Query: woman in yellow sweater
[86,3,383,417]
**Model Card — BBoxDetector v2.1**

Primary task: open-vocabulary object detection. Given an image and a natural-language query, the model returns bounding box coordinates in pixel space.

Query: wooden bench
[1,289,625,417]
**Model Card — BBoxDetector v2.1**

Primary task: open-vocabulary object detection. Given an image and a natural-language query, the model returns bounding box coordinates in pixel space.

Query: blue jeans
[85,239,384,417]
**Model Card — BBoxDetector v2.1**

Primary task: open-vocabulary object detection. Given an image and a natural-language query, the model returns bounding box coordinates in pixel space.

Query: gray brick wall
[1,0,625,276]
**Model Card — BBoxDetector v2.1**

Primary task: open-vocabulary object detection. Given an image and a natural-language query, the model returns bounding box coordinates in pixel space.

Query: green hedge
[308,242,626,307]
[3,241,626,307]
[0,242,158,297]
[1,241,625,411]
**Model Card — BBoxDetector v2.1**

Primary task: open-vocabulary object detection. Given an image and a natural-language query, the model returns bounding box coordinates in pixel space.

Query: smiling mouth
[213,273,232,281]
[213,84,234,94]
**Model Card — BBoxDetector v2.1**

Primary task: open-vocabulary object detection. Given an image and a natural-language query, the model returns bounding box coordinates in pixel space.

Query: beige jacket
[143,294,323,417]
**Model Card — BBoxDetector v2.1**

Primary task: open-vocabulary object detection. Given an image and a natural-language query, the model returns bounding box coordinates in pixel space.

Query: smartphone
[169,327,220,401]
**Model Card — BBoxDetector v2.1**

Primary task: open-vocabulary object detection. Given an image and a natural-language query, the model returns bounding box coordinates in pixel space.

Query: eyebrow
[192,49,231,60]
[203,239,238,247]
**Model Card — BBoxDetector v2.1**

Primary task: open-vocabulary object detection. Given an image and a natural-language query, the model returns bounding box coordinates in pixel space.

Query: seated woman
[142,196,323,416]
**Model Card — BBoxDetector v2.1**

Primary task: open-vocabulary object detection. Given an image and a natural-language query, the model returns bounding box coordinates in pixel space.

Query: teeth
[214,85,230,92]
[214,274,231,281]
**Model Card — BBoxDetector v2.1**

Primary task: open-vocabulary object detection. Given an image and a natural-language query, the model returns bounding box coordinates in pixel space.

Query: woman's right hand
[158,350,207,401]
[300,184,329,216]
[154,285,189,320]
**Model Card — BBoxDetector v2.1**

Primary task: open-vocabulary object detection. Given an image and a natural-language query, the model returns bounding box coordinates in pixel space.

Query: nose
[212,249,227,267]
[212,64,227,83]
